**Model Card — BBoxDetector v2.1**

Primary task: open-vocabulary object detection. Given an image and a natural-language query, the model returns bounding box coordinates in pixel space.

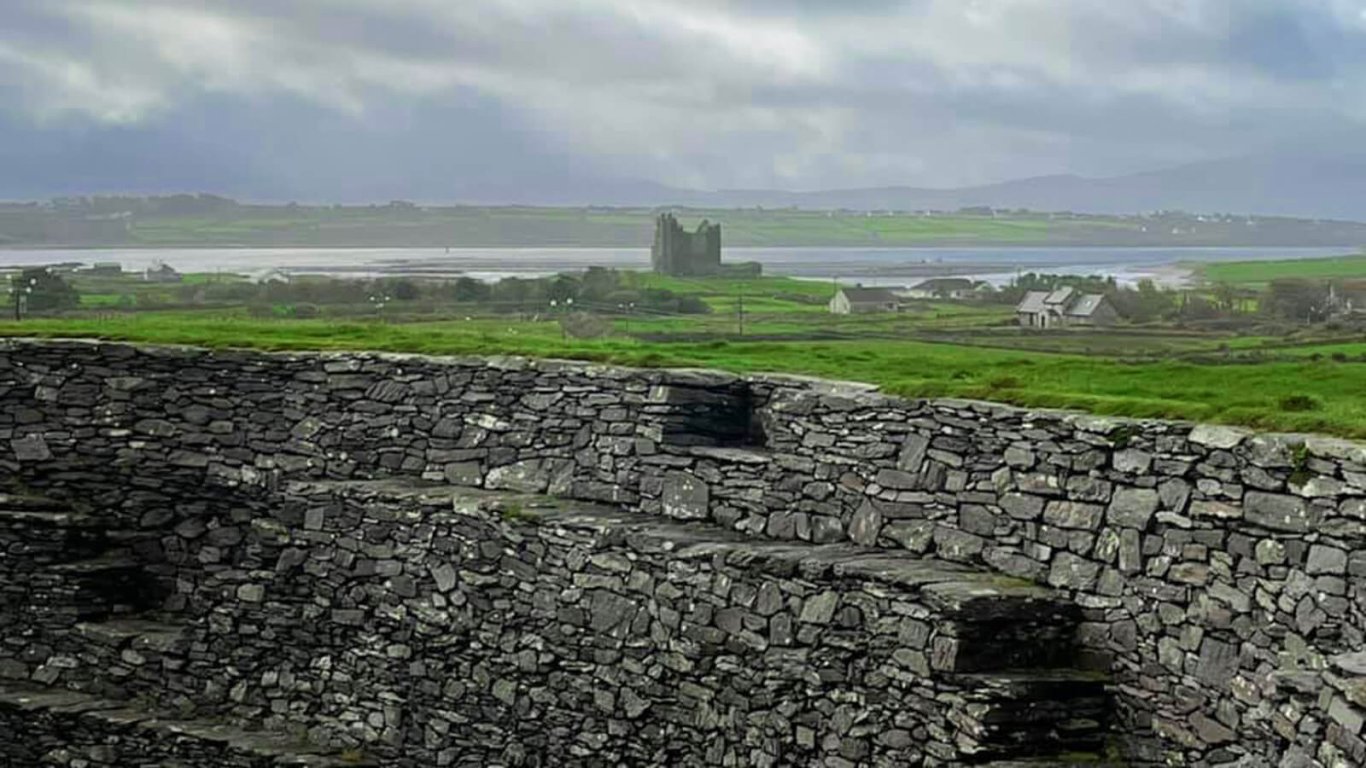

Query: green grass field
[1197,253,1366,285]
[4,310,1365,438]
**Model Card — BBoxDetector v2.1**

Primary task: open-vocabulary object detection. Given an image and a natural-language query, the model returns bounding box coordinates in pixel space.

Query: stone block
[9,434,50,462]
[1043,500,1104,530]
[661,471,710,520]
[1245,492,1315,532]
[848,500,883,546]
[486,459,549,493]
[1107,487,1160,529]
[999,492,1044,521]
[1307,544,1348,575]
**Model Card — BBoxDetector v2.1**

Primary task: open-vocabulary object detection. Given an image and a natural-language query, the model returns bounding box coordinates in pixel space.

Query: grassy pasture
[1197,253,1366,286]
[4,308,1365,437]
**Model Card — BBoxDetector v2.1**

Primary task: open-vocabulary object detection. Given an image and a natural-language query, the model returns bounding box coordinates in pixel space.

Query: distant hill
[3,197,1366,249]
[680,151,1366,221]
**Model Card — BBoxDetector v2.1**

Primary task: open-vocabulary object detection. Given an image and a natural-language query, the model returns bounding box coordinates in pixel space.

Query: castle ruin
[651,213,721,276]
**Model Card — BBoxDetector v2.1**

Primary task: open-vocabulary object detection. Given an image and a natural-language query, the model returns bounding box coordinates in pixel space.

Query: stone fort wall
[1,339,1363,766]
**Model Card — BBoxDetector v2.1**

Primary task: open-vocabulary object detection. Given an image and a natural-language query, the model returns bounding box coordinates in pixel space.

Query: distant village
[829,282,1118,327]
[81,261,185,283]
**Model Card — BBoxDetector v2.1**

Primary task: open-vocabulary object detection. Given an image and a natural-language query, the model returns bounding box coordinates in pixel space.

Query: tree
[493,278,541,315]
[1109,279,1175,322]
[1178,294,1220,320]
[1212,283,1242,315]
[1263,279,1331,322]
[580,267,619,302]
[10,268,79,317]
[547,275,580,304]
[450,277,491,303]
[380,278,420,301]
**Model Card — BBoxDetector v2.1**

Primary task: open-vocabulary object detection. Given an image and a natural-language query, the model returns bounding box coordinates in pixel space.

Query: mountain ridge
[582,151,1366,222]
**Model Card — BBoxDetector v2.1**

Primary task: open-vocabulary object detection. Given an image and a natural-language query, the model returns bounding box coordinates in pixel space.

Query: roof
[1066,294,1108,317]
[1017,289,1110,317]
[1044,286,1075,305]
[837,287,900,304]
[249,268,291,284]
[910,278,975,292]
[1016,291,1050,314]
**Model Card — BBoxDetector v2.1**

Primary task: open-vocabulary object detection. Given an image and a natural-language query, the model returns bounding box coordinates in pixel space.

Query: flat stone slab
[74,619,186,651]
[0,508,98,527]
[47,553,140,575]
[0,494,95,527]
[0,682,376,767]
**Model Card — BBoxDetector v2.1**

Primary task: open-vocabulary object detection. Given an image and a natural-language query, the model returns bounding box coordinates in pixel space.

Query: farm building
[85,262,123,277]
[249,268,292,285]
[1016,287,1117,327]
[830,287,900,314]
[903,278,982,299]
[144,262,183,283]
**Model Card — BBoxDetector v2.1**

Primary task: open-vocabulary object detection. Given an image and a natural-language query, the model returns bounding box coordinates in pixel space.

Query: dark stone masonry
[651,213,721,276]
[0,339,1363,767]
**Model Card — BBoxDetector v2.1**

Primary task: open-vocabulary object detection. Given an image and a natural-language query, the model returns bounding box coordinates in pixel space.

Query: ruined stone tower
[651,212,721,276]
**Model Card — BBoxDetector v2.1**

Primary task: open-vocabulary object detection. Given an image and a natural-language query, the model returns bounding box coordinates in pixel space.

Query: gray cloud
[3,0,1366,197]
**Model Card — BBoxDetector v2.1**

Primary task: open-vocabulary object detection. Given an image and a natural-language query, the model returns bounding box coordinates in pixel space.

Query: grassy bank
[3,311,1364,438]
[1198,252,1366,285]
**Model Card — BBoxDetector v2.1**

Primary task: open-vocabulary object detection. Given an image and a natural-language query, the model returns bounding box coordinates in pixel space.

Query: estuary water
[0,245,1351,286]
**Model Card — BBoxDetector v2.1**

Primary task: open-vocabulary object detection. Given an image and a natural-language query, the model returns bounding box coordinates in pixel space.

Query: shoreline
[0,243,1360,252]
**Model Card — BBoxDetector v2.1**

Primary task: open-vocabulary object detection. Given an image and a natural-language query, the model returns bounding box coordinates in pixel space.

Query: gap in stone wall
[650,382,768,449]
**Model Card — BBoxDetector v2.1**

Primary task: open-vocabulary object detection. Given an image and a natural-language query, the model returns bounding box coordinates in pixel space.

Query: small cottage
[829,287,900,314]
[86,262,123,277]
[144,262,183,283]
[1016,287,1117,327]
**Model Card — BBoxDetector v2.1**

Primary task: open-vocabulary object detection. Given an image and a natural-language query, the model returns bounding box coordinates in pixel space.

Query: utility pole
[10,279,32,321]
[737,286,745,337]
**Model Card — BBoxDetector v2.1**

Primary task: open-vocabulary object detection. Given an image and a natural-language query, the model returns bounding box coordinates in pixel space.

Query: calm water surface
[0,246,1350,286]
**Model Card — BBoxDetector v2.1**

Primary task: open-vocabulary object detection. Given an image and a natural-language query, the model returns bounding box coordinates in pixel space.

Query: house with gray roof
[1016,286,1117,327]
[829,286,901,314]
[904,277,982,299]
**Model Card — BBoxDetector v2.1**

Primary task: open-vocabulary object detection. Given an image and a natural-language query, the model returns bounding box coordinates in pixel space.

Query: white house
[144,262,183,283]
[1016,287,1118,327]
[904,278,981,300]
[829,287,901,314]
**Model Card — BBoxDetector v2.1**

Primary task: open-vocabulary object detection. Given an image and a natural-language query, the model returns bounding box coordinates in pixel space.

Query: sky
[3,0,1366,203]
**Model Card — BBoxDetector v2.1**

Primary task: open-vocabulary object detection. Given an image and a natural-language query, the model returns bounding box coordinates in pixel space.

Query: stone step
[53,618,196,703]
[33,553,158,620]
[713,545,1083,673]
[0,496,107,566]
[983,754,1131,759]
[0,506,99,527]
[0,682,376,767]
[948,669,1111,763]
[47,552,142,576]
[0,493,71,513]
[74,618,187,653]
[428,482,1086,673]
[273,480,1113,764]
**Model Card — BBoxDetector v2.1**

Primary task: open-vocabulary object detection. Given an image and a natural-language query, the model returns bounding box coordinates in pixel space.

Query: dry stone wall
[1,339,1364,766]
[167,480,1099,766]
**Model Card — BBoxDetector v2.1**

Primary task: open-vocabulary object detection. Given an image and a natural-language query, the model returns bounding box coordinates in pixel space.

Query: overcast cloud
[3,0,1366,201]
